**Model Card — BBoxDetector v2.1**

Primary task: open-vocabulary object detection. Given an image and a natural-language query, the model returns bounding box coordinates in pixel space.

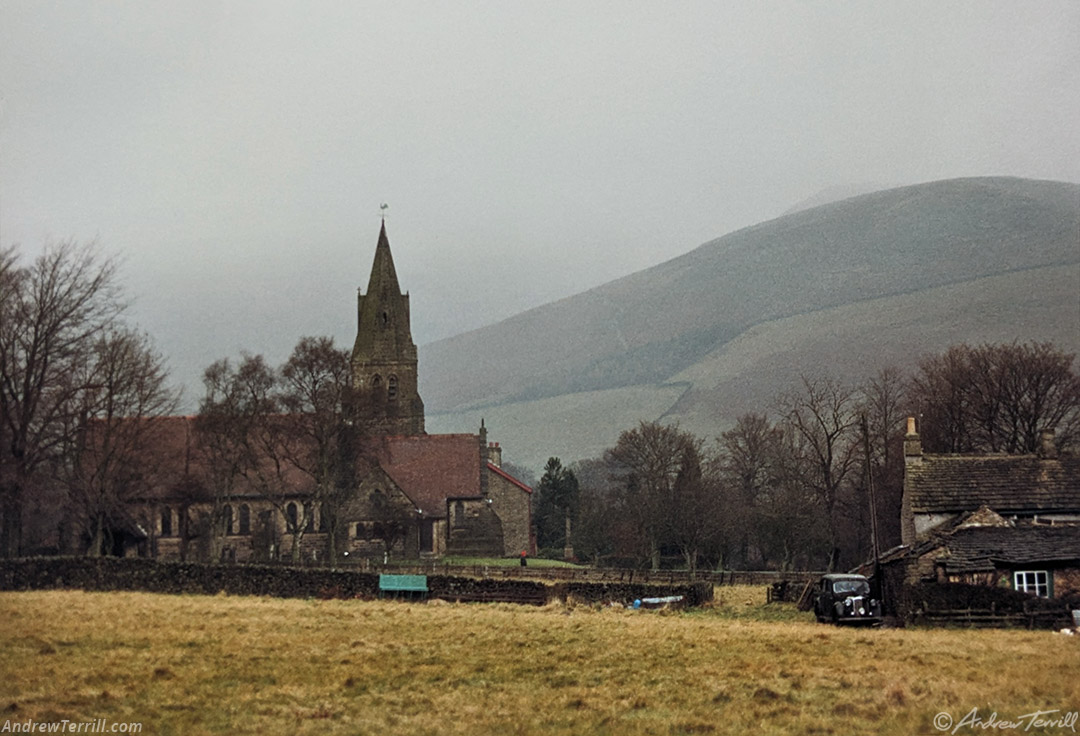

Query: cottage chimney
[488,442,502,468]
[903,416,922,465]
[1038,429,1057,459]
[478,419,489,497]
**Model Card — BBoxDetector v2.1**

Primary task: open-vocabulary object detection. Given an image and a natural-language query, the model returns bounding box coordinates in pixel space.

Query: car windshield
[832,580,870,596]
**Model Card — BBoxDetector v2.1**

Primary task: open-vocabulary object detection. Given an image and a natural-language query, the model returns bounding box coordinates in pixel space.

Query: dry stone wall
[0,558,712,607]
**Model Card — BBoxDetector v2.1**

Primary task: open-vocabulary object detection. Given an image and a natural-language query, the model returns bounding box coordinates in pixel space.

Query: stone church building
[127,223,533,563]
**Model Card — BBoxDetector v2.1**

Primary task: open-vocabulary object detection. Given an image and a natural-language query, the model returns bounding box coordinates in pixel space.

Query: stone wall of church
[132,499,329,564]
[340,470,424,560]
[446,498,504,557]
[487,471,532,557]
[133,465,450,564]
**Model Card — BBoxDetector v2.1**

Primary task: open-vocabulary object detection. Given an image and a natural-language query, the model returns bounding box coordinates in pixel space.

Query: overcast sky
[2,2,1078,407]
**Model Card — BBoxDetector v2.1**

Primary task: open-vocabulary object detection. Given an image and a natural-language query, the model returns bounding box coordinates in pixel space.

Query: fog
[2,1,1077,407]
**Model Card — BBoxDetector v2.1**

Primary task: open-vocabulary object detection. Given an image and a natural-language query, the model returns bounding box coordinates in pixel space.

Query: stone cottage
[892,417,1080,598]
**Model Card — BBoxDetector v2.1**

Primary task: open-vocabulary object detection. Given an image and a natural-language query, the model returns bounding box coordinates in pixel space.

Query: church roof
[365,434,483,516]
[121,415,318,503]
[906,453,1080,515]
[118,418,528,518]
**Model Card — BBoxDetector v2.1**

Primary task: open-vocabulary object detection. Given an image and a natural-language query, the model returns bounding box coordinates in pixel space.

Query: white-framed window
[1013,570,1050,597]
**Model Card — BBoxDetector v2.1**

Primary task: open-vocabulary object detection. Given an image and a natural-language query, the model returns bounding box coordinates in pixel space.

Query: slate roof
[906,454,1080,514]
[930,525,1080,574]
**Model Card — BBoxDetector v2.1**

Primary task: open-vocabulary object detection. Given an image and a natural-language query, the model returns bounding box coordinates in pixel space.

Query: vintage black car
[813,573,882,626]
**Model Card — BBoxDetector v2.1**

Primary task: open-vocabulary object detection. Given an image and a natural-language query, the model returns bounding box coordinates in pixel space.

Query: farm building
[879,418,1080,599]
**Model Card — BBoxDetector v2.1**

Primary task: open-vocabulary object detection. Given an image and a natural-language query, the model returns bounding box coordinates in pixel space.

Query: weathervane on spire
[380,203,389,221]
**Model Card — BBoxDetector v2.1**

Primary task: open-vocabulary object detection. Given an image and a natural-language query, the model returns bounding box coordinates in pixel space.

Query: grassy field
[2,588,1077,735]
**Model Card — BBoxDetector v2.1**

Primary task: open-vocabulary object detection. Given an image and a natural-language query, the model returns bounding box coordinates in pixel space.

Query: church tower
[350,221,425,435]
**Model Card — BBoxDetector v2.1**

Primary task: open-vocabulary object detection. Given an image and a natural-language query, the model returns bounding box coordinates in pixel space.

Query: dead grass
[1,589,1078,735]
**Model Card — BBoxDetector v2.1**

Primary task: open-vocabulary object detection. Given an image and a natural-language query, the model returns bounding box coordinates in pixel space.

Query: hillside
[421,177,1080,469]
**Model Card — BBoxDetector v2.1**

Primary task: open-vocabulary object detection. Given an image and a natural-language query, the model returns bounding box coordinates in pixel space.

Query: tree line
[3,240,1078,567]
[0,240,374,561]
[1,241,177,556]
[534,345,1079,573]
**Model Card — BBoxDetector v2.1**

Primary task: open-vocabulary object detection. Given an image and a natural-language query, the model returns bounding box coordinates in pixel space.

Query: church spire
[366,219,403,298]
[350,221,425,435]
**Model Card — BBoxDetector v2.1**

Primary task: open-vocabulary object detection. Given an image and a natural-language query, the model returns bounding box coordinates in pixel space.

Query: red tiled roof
[364,434,482,516]
[121,415,316,502]
[116,416,496,516]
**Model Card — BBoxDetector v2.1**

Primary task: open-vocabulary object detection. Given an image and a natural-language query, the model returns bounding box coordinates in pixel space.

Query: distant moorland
[423,177,1080,468]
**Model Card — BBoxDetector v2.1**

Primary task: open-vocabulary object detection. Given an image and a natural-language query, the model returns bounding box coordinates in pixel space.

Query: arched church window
[381,311,389,327]
[369,489,386,509]
[238,504,251,535]
[223,504,233,536]
[388,375,398,400]
[372,374,382,389]
[161,507,172,537]
[286,502,298,530]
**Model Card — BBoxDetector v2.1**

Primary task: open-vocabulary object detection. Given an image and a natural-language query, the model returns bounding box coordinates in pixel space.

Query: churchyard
[2,587,1077,735]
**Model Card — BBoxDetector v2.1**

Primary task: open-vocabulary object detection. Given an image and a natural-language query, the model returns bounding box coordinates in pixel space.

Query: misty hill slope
[427,264,1079,470]
[421,177,1080,424]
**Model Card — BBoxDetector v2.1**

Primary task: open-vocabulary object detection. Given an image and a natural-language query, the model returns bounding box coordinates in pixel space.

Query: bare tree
[775,375,862,570]
[195,354,279,562]
[717,414,832,570]
[716,413,779,568]
[196,338,358,565]
[605,421,703,570]
[858,367,908,551]
[276,336,352,564]
[749,423,831,570]
[64,327,178,555]
[911,342,1080,454]
[0,241,124,557]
